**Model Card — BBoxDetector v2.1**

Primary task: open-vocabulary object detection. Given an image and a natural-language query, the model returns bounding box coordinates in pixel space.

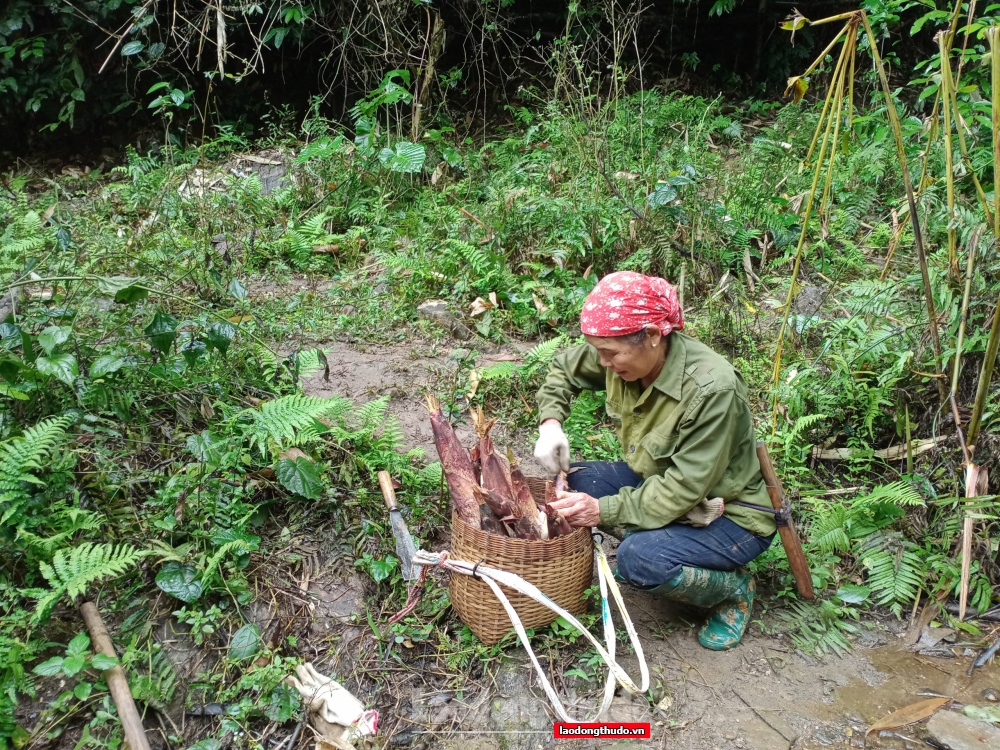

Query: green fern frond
[776,599,859,656]
[34,543,148,621]
[352,396,390,432]
[785,413,826,447]
[255,345,280,381]
[807,505,852,553]
[0,415,74,527]
[478,361,519,381]
[244,394,351,455]
[524,335,566,369]
[854,481,924,508]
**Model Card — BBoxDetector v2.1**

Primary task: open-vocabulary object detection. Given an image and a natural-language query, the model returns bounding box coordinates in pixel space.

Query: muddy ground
[291,337,1000,750]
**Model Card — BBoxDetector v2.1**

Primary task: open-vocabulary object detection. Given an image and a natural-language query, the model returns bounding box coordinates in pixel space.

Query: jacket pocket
[605,398,623,427]
[641,430,678,461]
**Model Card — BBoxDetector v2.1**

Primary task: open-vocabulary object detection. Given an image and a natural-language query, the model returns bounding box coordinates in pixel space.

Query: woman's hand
[550,490,601,528]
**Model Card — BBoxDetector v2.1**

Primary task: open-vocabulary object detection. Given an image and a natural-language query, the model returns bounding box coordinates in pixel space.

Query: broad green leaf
[229,623,261,660]
[228,278,248,300]
[836,585,871,604]
[67,632,91,657]
[368,556,398,583]
[187,740,222,750]
[206,321,236,355]
[647,183,678,208]
[169,89,186,107]
[276,457,323,499]
[121,40,144,55]
[442,145,462,167]
[144,311,178,354]
[116,285,148,304]
[155,562,204,603]
[211,528,260,549]
[74,682,93,700]
[181,339,207,366]
[61,654,87,677]
[0,383,29,400]
[91,355,130,377]
[38,326,71,354]
[36,354,78,385]
[33,657,65,676]
[187,430,224,464]
[264,683,301,722]
[90,653,119,670]
[379,141,426,173]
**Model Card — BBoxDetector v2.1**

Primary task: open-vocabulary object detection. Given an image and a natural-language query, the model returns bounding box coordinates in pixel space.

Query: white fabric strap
[412,539,649,722]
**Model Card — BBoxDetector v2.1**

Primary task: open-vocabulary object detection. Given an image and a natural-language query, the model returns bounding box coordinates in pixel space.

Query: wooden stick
[756,443,814,600]
[80,601,152,750]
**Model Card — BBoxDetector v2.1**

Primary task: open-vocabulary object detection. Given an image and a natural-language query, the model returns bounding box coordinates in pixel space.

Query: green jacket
[536,333,776,536]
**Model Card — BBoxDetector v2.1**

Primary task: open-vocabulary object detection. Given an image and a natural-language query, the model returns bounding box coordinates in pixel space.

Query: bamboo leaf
[866,697,950,734]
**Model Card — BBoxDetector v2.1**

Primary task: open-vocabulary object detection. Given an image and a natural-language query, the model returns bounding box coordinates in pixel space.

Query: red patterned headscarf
[580,271,684,338]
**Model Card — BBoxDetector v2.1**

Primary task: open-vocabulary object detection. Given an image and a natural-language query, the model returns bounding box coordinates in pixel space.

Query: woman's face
[584,326,664,382]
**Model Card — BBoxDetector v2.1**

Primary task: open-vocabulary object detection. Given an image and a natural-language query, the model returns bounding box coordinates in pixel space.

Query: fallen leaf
[42,203,57,224]
[533,293,549,314]
[866,697,950,735]
[469,297,494,316]
[227,315,254,324]
[488,291,498,307]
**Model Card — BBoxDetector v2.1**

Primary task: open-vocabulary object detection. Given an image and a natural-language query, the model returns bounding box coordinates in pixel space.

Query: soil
[297,336,1000,750]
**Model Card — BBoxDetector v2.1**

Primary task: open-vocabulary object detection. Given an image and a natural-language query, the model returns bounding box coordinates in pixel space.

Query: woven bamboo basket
[449,478,594,645]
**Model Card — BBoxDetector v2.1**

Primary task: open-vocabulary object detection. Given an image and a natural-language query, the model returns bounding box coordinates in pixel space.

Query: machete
[756,442,814,600]
[378,470,421,581]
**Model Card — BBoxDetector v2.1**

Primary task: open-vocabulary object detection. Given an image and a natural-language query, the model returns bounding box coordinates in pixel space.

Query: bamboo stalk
[861,11,947,403]
[959,464,989,619]
[802,23,854,164]
[819,25,856,221]
[939,31,959,278]
[951,229,981,401]
[941,25,993,224]
[967,26,1000,449]
[771,28,853,424]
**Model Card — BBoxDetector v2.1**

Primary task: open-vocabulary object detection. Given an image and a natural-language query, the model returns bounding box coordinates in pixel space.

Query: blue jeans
[567,461,775,588]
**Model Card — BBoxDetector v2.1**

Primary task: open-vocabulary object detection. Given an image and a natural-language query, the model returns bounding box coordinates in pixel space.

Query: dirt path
[300,338,1000,750]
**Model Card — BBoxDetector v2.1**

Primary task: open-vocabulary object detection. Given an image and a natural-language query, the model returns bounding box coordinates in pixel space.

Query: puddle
[799,645,1000,748]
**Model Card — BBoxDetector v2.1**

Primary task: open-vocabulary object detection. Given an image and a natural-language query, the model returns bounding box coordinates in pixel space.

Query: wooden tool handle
[378,470,398,512]
[80,601,152,750]
[756,442,815,600]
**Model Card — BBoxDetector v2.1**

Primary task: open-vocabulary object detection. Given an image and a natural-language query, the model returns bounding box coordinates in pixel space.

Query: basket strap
[412,543,649,722]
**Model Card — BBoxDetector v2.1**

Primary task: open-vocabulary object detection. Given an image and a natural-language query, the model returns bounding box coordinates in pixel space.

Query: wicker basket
[449,478,594,645]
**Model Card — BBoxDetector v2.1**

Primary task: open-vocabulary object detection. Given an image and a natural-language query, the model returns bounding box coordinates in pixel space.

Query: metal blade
[389,509,421,580]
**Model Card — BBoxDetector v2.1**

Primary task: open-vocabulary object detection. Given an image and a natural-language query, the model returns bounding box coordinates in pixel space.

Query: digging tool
[756,442,815,600]
[378,470,421,581]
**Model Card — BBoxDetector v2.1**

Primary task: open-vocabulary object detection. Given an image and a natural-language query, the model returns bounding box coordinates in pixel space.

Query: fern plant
[33,543,149,623]
[238,394,351,457]
[0,415,74,528]
[776,597,861,656]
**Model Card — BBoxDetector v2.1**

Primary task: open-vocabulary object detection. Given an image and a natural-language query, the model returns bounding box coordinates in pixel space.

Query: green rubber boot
[697,574,755,651]
[644,566,755,650]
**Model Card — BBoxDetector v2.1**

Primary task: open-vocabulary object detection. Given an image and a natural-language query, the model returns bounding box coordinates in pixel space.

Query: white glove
[287,663,378,748]
[534,420,570,474]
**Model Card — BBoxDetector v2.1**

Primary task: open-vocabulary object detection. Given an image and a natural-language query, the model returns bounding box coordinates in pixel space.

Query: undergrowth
[3,63,1000,748]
